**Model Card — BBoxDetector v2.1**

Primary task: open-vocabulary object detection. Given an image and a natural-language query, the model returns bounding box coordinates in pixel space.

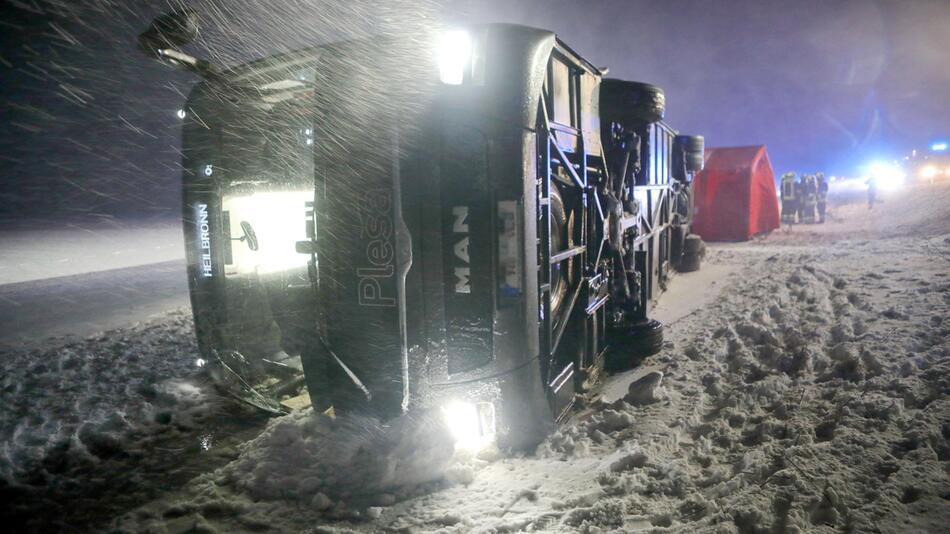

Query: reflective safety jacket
[802,175,818,200]
[781,173,797,200]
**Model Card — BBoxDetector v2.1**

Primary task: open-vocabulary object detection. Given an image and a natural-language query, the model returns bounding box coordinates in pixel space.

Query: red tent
[692,145,780,241]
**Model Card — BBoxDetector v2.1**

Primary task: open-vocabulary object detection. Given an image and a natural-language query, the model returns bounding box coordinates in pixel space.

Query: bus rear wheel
[606,319,665,371]
[678,234,704,272]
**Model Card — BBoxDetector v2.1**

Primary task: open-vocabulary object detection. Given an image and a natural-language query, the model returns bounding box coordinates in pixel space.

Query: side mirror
[138,8,200,58]
[137,8,218,78]
[240,221,259,251]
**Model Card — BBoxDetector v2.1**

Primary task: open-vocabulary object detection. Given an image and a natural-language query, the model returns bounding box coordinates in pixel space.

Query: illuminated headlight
[869,162,905,191]
[437,30,472,85]
[442,401,495,451]
[920,165,937,179]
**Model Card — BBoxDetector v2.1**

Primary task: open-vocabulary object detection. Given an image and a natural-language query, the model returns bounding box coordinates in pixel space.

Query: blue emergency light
[931,142,948,152]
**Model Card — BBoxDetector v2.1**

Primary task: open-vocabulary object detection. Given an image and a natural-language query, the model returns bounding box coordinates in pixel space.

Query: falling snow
[1,1,949,532]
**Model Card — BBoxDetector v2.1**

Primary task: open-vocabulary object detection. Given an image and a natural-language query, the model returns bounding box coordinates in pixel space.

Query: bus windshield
[183,70,318,413]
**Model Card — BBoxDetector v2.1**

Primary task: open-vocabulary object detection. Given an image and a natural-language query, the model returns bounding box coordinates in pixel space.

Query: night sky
[1,0,948,222]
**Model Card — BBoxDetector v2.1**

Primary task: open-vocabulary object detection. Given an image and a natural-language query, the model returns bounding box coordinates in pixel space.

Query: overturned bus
[140,10,705,450]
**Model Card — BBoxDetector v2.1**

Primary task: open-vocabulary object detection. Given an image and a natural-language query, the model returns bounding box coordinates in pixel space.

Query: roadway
[0,221,189,348]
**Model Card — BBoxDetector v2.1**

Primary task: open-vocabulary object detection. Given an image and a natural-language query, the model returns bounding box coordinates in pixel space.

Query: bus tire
[600,79,665,125]
[670,225,686,267]
[683,233,704,256]
[675,135,705,172]
[606,319,665,371]
[678,253,701,273]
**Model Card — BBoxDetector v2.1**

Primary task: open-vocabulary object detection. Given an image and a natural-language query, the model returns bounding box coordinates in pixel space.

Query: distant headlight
[920,165,937,179]
[442,400,495,451]
[869,162,905,191]
[437,30,471,85]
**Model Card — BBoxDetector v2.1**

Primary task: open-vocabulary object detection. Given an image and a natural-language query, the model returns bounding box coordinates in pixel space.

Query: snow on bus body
[177,24,570,452]
[124,0,689,460]
[164,13,702,460]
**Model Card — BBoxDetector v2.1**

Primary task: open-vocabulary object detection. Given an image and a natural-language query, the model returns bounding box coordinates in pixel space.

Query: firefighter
[795,175,805,222]
[780,172,798,224]
[801,173,817,223]
[866,175,877,209]
[816,172,829,223]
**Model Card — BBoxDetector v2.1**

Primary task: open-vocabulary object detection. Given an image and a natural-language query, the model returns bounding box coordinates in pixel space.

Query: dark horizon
[2,0,948,221]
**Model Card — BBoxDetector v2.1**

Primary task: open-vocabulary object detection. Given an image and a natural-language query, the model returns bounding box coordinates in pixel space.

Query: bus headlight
[437,30,471,85]
[442,401,495,451]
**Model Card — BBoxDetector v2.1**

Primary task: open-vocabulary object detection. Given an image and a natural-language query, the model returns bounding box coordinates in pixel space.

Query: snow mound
[117,407,460,530]
[0,311,239,530]
[215,408,456,505]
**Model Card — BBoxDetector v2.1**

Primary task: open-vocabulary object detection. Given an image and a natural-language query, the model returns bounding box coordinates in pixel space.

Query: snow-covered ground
[4,183,948,532]
[0,312,270,531]
[0,218,189,348]
[0,260,189,348]
[0,219,183,285]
